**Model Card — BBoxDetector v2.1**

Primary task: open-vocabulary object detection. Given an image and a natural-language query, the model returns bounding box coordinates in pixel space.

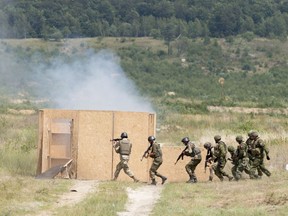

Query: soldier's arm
[260,140,270,159]
[149,143,156,158]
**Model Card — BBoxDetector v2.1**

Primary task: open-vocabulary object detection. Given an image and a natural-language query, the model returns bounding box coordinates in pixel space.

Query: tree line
[1,0,288,40]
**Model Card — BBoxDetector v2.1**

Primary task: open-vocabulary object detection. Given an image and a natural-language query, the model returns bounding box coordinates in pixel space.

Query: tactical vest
[119,139,131,155]
[152,142,162,158]
[190,146,201,157]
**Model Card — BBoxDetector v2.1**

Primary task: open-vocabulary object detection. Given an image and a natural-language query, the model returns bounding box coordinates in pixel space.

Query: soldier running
[181,137,202,183]
[147,136,167,185]
[212,135,233,182]
[113,132,139,182]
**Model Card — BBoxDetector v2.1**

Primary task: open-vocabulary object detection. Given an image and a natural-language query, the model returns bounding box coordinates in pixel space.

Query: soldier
[113,132,139,182]
[147,136,167,185]
[181,137,202,183]
[235,135,254,179]
[212,135,233,181]
[204,142,214,181]
[249,131,271,178]
[227,145,240,180]
[246,130,262,178]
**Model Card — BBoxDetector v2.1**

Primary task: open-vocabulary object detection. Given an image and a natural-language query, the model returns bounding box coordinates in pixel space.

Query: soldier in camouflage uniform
[181,137,202,183]
[113,132,139,182]
[204,142,214,181]
[212,135,233,182]
[227,136,253,181]
[148,136,167,185]
[246,130,262,178]
[227,145,240,180]
[249,131,271,178]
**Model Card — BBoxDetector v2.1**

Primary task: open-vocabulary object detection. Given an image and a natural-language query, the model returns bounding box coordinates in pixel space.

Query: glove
[266,155,270,160]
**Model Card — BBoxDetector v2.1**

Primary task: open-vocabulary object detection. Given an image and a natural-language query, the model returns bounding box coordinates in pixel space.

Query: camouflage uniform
[204,142,214,181]
[184,141,202,183]
[212,135,233,181]
[246,136,262,178]
[250,134,271,178]
[236,139,254,178]
[149,140,167,185]
[113,138,138,182]
[227,146,241,180]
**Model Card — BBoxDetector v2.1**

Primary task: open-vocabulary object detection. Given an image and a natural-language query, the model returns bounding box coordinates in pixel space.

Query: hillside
[1,0,288,39]
[0,36,287,114]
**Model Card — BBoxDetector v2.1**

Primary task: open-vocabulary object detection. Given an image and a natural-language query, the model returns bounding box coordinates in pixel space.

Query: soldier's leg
[212,163,223,181]
[150,160,161,185]
[122,159,139,182]
[113,161,123,180]
[231,165,239,181]
[154,161,167,184]
[259,161,271,177]
[257,167,263,178]
[218,158,233,181]
[209,165,214,181]
[185,161,194,183]
[250,158,261,179]
[155,173,167,184]
[190,159,201,183]
[237,158,249,179]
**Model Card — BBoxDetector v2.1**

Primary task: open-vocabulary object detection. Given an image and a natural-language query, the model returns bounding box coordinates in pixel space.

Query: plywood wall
[37,109,214,182]
[37,109,79,175]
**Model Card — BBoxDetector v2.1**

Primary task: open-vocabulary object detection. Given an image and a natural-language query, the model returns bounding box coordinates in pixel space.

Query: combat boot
[150,179,157,185]
[193,176,197,183]
[132,176,139,183]
[160,176,167,184]
[156,174,167,184]
[209,176,213,181]
[228,176,233,181]
[186,175,194,183]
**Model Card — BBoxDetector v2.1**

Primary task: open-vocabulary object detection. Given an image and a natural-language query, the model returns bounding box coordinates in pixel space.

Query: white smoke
[33,49,154,112]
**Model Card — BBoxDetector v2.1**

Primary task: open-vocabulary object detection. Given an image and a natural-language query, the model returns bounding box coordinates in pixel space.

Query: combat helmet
[227,145,235,152]
[181,137,190,144]
[148,136,156,142]
[248,130,256,137]
[120,132,128,138]
[214,135,221,142]
[236,135,243,142]
[204,142,212,149]
[250,131,259,138]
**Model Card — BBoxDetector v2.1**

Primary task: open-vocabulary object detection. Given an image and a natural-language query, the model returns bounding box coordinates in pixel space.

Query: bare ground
[117,185,163,216]
[34,181,162,216]
[35,180,98,216]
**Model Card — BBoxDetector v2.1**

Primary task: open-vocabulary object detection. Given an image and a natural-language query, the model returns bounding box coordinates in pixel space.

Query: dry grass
[152,171,288,216]
[0,174,72,215]
[0,110,287,215]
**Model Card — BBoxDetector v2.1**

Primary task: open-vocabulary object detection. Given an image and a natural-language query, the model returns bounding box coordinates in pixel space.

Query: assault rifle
[174,146,188,165]
[141,143,153,161]
[110,138,122,142]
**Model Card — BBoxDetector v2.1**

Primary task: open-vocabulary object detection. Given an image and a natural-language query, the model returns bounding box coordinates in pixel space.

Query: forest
[1,0,288,40]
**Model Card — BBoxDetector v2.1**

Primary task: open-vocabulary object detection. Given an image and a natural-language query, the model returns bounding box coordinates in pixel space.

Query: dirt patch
[36,180,98,216]
[117,185,163,216]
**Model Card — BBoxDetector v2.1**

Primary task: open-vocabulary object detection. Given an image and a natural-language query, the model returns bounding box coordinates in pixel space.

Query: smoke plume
[33,50,154,112]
